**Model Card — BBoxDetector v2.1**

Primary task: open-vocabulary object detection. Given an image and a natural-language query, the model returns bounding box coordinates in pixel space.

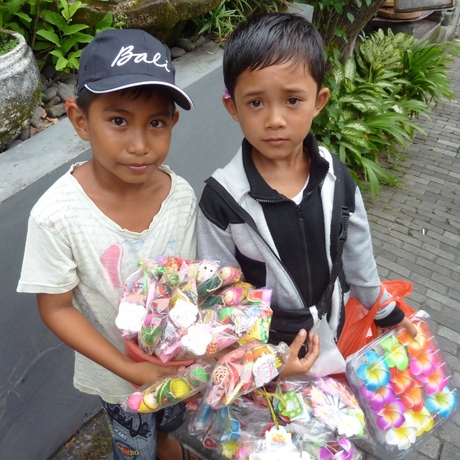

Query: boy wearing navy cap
[18,29,198,459]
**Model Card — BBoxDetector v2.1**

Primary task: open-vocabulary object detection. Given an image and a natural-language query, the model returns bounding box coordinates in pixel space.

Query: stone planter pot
[0,30,41,152]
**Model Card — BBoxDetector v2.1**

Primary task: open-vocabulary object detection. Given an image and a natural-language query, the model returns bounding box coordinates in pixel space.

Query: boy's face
[68,89,178,187]
[223,60,329,163]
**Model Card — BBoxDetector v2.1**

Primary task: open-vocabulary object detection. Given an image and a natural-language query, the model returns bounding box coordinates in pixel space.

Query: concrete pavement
[356,47,460,460]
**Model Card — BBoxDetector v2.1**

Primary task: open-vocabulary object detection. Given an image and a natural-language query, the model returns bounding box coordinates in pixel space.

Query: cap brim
[84,76,194,110]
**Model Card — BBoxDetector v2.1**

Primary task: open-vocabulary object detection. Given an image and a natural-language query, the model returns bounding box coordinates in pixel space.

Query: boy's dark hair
[76,86,176,116]
[223,13,326,98]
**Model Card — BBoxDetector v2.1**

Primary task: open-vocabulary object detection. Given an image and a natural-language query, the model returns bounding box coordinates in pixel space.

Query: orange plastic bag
[337,280,415,359]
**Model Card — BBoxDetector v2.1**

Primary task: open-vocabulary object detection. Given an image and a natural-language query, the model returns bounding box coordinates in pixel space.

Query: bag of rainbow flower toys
[345,310,458,459]
[123,361,214,413]
[204,342,290,409]
[116,257,273,363]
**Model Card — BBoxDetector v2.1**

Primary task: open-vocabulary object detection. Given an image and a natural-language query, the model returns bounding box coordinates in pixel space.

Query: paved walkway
[356,49,460,460]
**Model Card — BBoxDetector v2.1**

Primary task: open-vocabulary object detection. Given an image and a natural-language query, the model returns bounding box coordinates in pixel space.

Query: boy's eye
[249,100,263,108]
[287,97,300,105]
[111,117,126,126]
[150,120,165,128]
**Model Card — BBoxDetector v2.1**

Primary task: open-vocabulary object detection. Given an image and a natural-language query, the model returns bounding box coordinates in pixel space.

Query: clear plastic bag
[123,361,214,413]
[346,310,458,459]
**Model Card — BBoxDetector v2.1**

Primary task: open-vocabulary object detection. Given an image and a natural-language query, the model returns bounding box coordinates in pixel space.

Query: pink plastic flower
[357,350,390,391]
[319,439,354,460]
[375,398,406,430]
[385,412,417,450]
[380,335,409,371]
[425,386,458,418]
[418,363,448,395]
[389,367,415,396]
[407,407,435,437]
[400,384,424,412]
[362,385,396,412]
[409,347,436,377]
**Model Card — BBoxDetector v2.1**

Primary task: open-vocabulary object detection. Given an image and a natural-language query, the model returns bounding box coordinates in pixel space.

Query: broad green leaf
[63,24,89,35]
[36,29,61,46]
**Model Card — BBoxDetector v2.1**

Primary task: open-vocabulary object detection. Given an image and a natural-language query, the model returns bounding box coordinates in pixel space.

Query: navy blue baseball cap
[78,29,194,110]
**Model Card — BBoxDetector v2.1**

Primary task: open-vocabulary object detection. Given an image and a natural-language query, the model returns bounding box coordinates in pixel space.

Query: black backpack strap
[204,177,259,232]
[316,155,354,318]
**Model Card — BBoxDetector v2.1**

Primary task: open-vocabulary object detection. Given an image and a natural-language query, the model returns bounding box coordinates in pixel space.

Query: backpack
[204,153,356,349]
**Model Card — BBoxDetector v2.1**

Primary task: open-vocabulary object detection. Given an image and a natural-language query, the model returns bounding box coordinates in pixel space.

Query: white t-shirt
[17,163,197,403]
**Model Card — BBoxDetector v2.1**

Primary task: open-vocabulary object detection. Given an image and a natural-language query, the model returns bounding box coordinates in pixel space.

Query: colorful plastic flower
[385,412,417,450]
[425,386,458,418]
[319,439,354,460]
[380,335,409,371]
[375,398,406,430]
[357,350,390,391]
[407,407,435,437]
[398,321,430,356]
[400,384,424,412]
[418,362,448,395]
[389,367,415,396]
[409,347,436,377]
[360,385,396,412]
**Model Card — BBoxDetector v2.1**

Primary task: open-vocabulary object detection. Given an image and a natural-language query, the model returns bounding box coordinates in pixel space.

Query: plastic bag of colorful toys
[123,361,214,413]
[188,375,366,459]
[203,342,290,409]
[116,257,273,363]
[346,310,458,459]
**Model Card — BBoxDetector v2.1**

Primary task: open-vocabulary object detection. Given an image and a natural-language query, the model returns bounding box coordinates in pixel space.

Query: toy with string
[272,377,366,439]
[123,361,213,413]
[346,310,458,459]
[204,342,290,409]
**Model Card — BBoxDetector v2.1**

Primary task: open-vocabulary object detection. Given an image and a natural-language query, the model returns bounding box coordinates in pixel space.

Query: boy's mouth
[125,163,150,173]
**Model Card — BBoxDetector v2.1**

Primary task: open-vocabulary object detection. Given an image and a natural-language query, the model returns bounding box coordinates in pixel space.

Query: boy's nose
[127,131,150,155]
[266,107,285,129]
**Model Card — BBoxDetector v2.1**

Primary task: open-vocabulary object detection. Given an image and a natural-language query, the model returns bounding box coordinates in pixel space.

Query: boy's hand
[386,315,417,340]
[279,329,320,379]
[128,359,196,388]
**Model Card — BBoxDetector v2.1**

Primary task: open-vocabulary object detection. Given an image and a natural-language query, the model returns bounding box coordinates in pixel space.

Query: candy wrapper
[117,257,273,363]
[346,310,458,459]
[123,361,214,413]
[204,342,289,409]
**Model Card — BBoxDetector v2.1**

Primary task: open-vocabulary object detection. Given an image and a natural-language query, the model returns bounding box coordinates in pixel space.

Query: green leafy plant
[191,0,288,43]
[355,29,455,110]
[313,55,426,197]
[313,28,456,197]
[0,0,120,74]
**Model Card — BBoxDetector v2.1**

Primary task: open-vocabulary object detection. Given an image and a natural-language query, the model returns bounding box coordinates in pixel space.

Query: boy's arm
[343,188,416,336]
[37,292,178,386]
[197,207,239,266]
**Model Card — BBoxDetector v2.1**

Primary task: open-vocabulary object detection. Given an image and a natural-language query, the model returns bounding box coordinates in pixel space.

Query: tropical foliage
[313,29,455,197]
[0,0,120,73]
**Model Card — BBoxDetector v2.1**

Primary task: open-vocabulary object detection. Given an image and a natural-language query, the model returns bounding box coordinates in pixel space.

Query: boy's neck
[251,146,310,200]
[72,161,171,232]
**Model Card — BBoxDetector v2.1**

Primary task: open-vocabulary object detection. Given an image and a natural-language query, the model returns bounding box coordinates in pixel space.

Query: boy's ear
[222,95,239,122]
[66,98,90,141]
[172,108,180,127]
[314,87,330,117]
